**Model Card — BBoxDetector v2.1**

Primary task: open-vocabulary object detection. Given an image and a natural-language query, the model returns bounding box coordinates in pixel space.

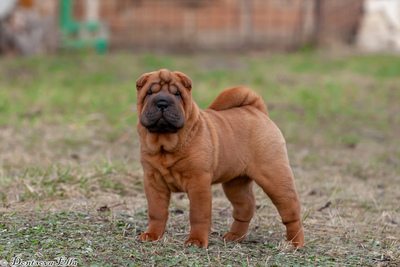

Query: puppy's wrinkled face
[140,82,184,133]
[136,69,193,134]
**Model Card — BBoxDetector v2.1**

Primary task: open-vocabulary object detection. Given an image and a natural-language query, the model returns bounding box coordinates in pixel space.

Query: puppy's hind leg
[250,159,304,249]
[222,176,255,242]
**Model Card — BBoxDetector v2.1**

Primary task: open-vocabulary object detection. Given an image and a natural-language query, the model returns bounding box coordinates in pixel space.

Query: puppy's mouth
[145,117,183,133]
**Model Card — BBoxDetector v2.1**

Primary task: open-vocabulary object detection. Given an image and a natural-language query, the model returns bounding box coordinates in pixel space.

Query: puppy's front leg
[138,173,171,242]
[185,177,212,248]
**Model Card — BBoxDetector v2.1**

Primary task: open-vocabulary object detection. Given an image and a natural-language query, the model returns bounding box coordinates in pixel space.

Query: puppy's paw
[222,232,246,242]
[285,239,304,250]
[285,221,304,249]
[184,237,208,248]
[138,232,162,242]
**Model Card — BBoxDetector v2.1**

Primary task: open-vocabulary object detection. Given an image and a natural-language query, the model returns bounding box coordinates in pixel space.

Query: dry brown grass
[1,113,399,266]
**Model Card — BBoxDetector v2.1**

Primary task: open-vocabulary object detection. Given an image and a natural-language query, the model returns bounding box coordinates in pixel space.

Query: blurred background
[1,0,400,55]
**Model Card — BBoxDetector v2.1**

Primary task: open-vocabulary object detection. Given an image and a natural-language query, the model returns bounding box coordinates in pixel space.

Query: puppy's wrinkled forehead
[137,69,192,94]
[147,69,179,94]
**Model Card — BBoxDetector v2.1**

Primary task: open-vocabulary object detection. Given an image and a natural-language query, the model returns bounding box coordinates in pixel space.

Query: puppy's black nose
[155,100,170,111]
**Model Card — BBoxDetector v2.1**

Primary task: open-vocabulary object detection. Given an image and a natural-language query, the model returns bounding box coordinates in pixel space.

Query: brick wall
[71,0,364,51]
[72,0,304,51]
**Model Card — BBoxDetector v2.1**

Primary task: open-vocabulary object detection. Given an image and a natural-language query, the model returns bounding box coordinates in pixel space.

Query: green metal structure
[59,0,109,53]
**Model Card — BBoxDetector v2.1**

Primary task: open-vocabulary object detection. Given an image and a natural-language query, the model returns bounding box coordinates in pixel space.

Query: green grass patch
[1,52,399,144]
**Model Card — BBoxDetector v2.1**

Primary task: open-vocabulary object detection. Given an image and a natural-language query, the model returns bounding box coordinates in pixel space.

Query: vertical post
[314,0,322,45]
[184,7,196,51]
[240,0,253,49]
[59,0,72,29]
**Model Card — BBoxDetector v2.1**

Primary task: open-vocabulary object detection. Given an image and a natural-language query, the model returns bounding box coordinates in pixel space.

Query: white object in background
[86,0,99,21]
[0,0,17,19]
[357,0,400,53]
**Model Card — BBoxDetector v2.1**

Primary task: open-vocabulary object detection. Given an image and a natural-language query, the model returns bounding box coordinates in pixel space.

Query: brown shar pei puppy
[136,69,304,249]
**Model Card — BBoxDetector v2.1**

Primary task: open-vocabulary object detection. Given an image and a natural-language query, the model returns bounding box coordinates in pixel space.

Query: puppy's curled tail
[207,86,268,115]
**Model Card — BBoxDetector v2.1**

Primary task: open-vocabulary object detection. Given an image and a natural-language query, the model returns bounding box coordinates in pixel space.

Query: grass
[0,51,400,266]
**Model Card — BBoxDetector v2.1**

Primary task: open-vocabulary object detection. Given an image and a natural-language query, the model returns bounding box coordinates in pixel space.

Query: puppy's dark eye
[175,91,181,97]
[146,91,152,96]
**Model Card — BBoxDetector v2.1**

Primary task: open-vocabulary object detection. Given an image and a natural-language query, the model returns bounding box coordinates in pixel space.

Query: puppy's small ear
[174,72,192,91]
[136,73,153,91]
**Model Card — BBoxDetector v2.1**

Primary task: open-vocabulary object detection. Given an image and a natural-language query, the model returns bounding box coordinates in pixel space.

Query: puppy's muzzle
[140,92,185,134]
